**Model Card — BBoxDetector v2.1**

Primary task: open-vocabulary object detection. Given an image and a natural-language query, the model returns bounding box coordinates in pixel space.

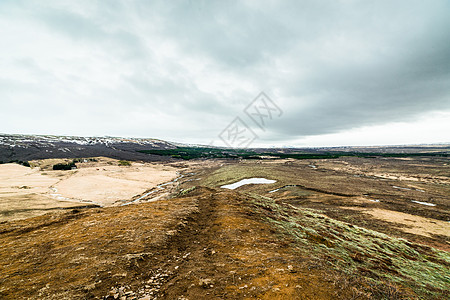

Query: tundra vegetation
[0,152,448,299]
[140,147,448,160]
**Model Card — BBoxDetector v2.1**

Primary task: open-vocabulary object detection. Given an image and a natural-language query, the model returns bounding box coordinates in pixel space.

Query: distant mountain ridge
[0,134,176,162]
[1,133,448,163]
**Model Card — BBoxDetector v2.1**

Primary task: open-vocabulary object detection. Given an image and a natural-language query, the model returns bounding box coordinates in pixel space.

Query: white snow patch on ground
[393,185,412,191]
[411,200,436,207]
[221,178,276,190]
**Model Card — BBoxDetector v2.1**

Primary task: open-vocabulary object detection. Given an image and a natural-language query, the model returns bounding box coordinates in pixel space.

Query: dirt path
[151,188,346,300]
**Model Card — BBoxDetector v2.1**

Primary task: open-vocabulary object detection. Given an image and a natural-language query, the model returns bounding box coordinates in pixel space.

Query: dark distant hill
[0,134,176,162]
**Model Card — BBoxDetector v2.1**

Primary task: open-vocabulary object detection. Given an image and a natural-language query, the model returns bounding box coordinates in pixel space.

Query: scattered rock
[198,278,213,288]
[84,283,96,291]
[118,287,125,296]
[287,264,296,272]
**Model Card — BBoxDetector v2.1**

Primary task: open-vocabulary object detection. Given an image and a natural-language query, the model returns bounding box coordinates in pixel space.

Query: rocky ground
[0,187,349,299]
[0,156,449,299]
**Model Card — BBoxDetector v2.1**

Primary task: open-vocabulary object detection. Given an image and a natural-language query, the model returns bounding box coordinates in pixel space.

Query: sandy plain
[0,158,178,221]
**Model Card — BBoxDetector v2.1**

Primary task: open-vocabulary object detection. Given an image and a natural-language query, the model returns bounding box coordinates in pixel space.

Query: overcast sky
[1,0,449,147]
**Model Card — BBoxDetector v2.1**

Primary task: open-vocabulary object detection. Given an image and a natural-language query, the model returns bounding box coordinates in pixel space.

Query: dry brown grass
[0,196,199,299]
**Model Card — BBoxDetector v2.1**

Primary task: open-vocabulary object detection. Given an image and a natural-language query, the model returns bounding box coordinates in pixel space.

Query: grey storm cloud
[0,0,449,145]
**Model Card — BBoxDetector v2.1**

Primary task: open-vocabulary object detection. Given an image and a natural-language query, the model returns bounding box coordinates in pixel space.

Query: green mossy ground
[249,194,450,299]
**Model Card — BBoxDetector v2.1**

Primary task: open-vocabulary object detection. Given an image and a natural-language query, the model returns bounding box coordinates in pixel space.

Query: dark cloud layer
[0,0,449,145]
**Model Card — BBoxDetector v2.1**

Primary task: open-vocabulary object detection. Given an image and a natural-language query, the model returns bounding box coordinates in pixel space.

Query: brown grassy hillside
[1,186,448,299]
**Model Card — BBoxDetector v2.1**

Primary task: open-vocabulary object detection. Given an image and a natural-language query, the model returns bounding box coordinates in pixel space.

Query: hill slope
[1,187,448,299]
[0,134,175,163]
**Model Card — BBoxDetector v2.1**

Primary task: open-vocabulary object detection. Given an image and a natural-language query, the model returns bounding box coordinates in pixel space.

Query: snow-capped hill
[0,134,175,162]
